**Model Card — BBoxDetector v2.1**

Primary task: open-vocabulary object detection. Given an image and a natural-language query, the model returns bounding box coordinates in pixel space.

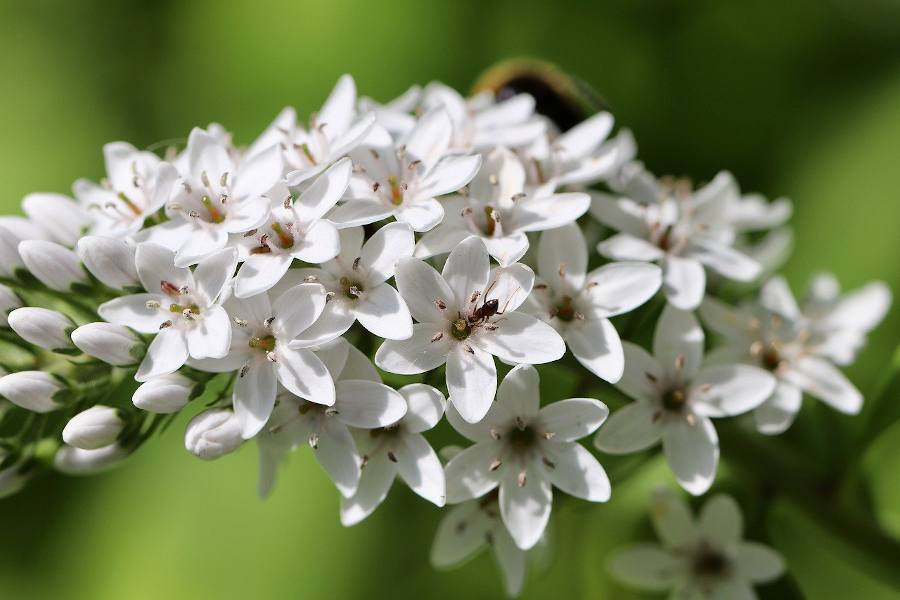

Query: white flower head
[527,223,662,382]
[151,127,282,267]
[377,236,565,423]
[274,223,414,343]
[341,383,447,526]
[74,142,172,237]
[257,339,406,498]
[416,147,591,266]
[98,243,237,382]
[445,364,611,550]
[232,157,352,298]
[592,168,761,310]
[609,489,784,598]
[699,276,868,435]
[331,108,482,232]
[595,305,776,495]
[194,283,335,439]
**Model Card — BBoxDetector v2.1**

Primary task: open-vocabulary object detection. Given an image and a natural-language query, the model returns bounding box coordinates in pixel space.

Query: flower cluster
[0,74,890,597]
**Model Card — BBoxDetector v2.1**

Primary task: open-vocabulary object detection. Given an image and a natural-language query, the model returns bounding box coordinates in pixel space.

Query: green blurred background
[1,0,899,598]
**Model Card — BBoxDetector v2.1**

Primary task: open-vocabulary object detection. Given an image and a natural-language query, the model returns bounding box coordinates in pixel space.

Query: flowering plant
[0,66,894,597]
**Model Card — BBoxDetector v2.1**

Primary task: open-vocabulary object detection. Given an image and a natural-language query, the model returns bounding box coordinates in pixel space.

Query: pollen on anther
[430,332,444,343]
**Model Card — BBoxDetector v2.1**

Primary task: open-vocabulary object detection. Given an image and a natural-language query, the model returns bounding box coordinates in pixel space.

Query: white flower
[526,223,661,381]
[595,305,776,494]
[444,364,610,550]
[376,236,565,423]
[0,371,65,413]
[608,489,784,599]
[431,493,529,597]
[232,158,352,298]
[519,112,633,191]
[54,443,129,475]
[62,405,125,450]
[73,142,173,237]
[21,192,92,247]
[330,108,482,232]
[76,235,139,290]
[800,273,891,366]
[0,284,22,327]
[8,307,75,351]
[260,75,376,188]
[341,383,447,526]
[132,373,195,413]
[592,168,761,310]
[98,243,236,382]
[358,85,422,135]
[0,216,48,278]
[417,147,590,266]
[18,240,89,292]
[257,339,406,497]
[192,283,335,439]
[149,127,281,267]
[185,408,244,460]
[71,322,144,366]
[699,277,866,435]
[276,223,414,342]
[422,83,545,151]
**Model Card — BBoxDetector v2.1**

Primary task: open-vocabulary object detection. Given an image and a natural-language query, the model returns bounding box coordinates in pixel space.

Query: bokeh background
[1,0,899,598]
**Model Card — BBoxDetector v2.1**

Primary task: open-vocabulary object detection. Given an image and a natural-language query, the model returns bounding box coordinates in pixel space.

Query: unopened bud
[0,284,22,327]
[185,408,244,460]
[62,405,126,450]
[0,371,65,412]
[53,443,128,475]
[8,307,75,351]
[21,193,91,247]
[76,236,139,289]
[132,373,194,413]
[71,322,144,366]
[18,240,89,292]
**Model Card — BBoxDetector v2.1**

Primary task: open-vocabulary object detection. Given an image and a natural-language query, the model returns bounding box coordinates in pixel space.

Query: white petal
[499,472,553,550]
[293,220,341,263]
[654,304,704,381]
[233,253,293,298]
[698,494,743,547]
[492,528,527,597]
[607,544,682,591]
[275,346,335,405]
[542,442,610,502]
[431,503,491,567]
[173,226,229,267]
[186,305,231,359]
[404,108,452,170]
[400,383,446,433]
[394,198,444,232]
[418,154,482,199]
[475,312,565,365]
[335,380,407,428]
[98,294,166,334]
[22,193,90,247]
[328,199,392,228]
[232,144,283,199]
[76,236,138,290]
[783,356,862,414]
[698,296,751,340]
[538,223,587,291]
[598,233,664,262]
[823,280,891,333]
[187,127,232,180]
[515,192,590,232]
[317,74,356,137]
[314,416,361,497]
[594,401,662,454]
[233,362,277,438]
[759,276,800,319]
[536,398,609,442]
[360,221,414,283]
[662,255,706,310]
[446,344,497,423]
[136,329,188,382]
[395,257,457,322]
[496,364,541,418]
[589,193,646,236]
[486,263,534,313]
[442,236,490,310]
[415,224,472,259]
[135,243,188,293]
[19,240,88,291]
[689,237,760,282]
[295,157,352,224]
[555,112,613,157]
[193,247,237,303]
[355,284,413,340]
[650,487,698,547]
[272,282,327,339]
[662,416,719,496]
[395,432,446,506]
[737,542,785,583]
[444,441,501,503]
[617,342,665,403]
[753,382,801,435]
[290,301,355,348]
[566,318,624,382]
[340,451,395,525]
[375,323,451,374]
[690,365,776,417]
[586,261,662,318]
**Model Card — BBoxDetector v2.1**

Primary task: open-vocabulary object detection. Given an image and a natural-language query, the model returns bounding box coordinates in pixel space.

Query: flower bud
[18,240,89,292]
[62,405,126,450]
[185,408,244,460]
[0,284,22,327]
[21,193,92,247]
[133,373,194,413]
[71,322,144,366]
[8,307,75,351]
[0,371,65,412]
[0,217,49,278]
[76,236,139,289]
[53,443,128,475]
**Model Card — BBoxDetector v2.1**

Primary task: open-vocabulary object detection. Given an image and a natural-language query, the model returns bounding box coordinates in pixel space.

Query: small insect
[468,280,519,325]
